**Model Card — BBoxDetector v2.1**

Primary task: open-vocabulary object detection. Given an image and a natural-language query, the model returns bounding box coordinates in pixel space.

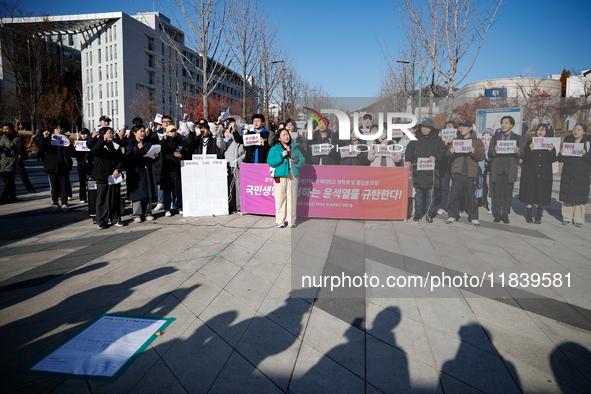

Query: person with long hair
[91,127,125,229]
[38,124,75,212]
[0,123,22,204]
[267,128,305,228]
[126,124,159,222]
[518,124,557,224]
[557,123,591,227]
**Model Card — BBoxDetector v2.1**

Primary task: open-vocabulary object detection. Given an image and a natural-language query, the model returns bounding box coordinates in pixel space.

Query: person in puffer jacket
[404,118,447,223]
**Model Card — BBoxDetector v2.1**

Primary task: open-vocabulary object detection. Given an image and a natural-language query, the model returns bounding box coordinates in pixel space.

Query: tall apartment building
[1,11,251,130]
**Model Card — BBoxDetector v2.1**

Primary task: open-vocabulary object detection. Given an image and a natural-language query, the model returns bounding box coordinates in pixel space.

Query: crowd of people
[1,113,590,230]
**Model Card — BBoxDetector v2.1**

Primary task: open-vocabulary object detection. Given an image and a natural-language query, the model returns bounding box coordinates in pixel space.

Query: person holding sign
[160,125,188,217]
[405,118,446,223]
[125,125,159,223]
[0,123,21,204]
[241,114,270,164]
[436,120,458,216]
[309,120,340,165]
[445,120,486,226]
[518,124,557,224]
[557,124,591,227]
[38,124,75,212]
[488,116,523,224]
[339,129,370,166]
[267,129,305,228]
[368,130,402,167]
[75,129,94,204]
[91,127,125,229]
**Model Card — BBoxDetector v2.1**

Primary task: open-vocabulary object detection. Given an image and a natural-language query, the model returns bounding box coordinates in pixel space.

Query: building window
[110,64,113,79]
[91,86,93,100]
[105,49,108,63]
[109,45,112,61]
[109,27,112,42]
[85,52,88,67]
[90,51,92,66]
[100,102,103,115]
[105,65,108,79]
[99,84,102,99]
[111,82,114,97]
[114,44,117,60]
[107,101,110,115]
[115,81,118,96]
[86,69,89,83]
[98,49,101,63]
[113,25,116,40]
[115,63,117,78]
[98,31,101,45]
[98,67,102,81]
[92,103,95,118]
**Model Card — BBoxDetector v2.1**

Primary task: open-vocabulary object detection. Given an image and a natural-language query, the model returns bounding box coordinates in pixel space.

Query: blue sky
[23,0,591,97]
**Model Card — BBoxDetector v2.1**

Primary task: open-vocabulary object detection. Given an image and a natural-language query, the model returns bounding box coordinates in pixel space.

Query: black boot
[502,214,510,224]
[494,214,501,223]
[526,207,533,223]
[535,207,543,224]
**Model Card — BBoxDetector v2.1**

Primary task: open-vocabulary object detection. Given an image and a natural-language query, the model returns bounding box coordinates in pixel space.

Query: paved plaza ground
[1,156,591,393]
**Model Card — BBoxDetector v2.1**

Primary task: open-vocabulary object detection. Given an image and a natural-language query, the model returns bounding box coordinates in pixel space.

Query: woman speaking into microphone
[267,128,305,228]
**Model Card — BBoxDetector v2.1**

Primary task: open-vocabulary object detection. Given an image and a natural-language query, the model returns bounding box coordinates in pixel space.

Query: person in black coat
[240,114,270,164]
[339,129,370,166]
[38,124,76,212]
[557,124,591,227]
[91,127,125,229]
[125,124,159,222]
[518,124,557,224]
[488,116,524,224]
[160,125,189,216]
[187,123,224,158]
[404,118,447,222]
[75,128,94,203]
[308,125,340,165]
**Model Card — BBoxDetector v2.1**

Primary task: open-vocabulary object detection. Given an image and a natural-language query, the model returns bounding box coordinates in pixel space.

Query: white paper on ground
[31,316,167,377]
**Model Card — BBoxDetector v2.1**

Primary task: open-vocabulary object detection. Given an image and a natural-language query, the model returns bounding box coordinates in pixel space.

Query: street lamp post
[397,60,422,124]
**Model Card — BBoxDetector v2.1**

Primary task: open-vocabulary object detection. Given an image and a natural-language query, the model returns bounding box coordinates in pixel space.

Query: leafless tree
[129,87,156,126]
[158,0,234,120]
[231,0,262,120]
[397,0,503,119]
[257,15,282,128]
[0,0,56,131]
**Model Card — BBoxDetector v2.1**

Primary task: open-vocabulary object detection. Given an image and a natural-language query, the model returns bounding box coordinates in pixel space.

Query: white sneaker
[154,203,164,211]
[278,223,285,228]
[165,211,172,217]
[67,197,73,201]
[446,217,456,224]
[288,222,296,228]
[179,210,183,215]
[146,215,155,221]
[52,205,60,213]
[471,219,480,226]
[134,217,142,223]
[61,204,69,212]
[437,209,446,216]
[80,200,87,204]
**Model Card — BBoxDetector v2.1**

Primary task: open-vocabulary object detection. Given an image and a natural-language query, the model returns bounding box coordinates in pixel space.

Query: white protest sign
[562,142,584,157]
[339,145,358,158]
[75,141,90,151]
[391,129,403,138]
[143,144,161,159]
[248,124,255,132]
[453,139,472,153]
[496,140,516,154]
[373,144,391,157]
[243,134,262,147]
[417,157,435,171]
[154,113,163,124]
[532,137,561,150]
[192,154,218,160]
[479,135,492,150]
[442,128,458,141]
[311,143,330,156]
[51,134,70,146]
[290,132,298,140]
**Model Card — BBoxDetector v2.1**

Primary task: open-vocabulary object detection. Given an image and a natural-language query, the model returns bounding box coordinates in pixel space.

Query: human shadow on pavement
[550,341,591,393]
[0,266,177,391]
[0,262,108,310]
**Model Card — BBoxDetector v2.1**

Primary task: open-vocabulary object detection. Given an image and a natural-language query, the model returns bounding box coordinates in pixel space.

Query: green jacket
[0,132,21,173]
[267,142,305,177]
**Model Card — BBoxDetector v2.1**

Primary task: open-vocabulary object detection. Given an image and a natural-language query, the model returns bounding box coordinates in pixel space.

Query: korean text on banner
[51,134,70,146]
[417,158,435,171]
[75,141,90,151]
[441,129,457,141]
[239,164,409,220]
[243,134,261,147]
[453,139,472,153]
[562,142,584,157]
[532,137,561,150]
[497,140,516,154]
